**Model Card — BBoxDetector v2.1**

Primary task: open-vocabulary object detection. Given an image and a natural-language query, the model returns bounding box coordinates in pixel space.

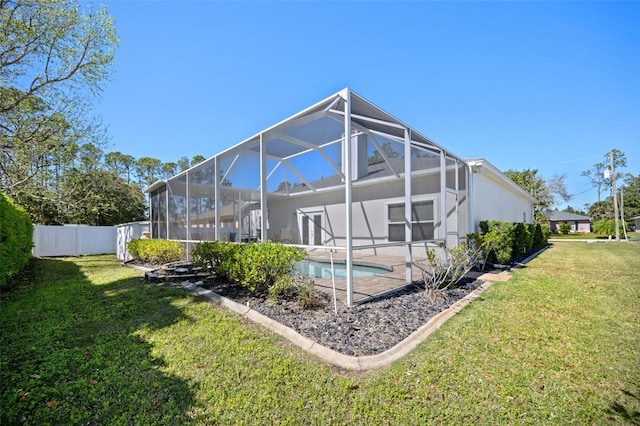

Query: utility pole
[609,151,620,241]
[621,185,628,240]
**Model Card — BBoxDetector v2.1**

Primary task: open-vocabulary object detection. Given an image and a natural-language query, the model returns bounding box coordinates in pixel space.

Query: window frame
[385,196,438,242]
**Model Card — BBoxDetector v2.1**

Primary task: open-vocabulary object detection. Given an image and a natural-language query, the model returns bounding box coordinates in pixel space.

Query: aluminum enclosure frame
[147,88,471,306]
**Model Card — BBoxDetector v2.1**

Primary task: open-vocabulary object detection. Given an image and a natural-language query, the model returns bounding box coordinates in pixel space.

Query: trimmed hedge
[127,239,184,265]
[0,191,33,286]
[478,220,548,265]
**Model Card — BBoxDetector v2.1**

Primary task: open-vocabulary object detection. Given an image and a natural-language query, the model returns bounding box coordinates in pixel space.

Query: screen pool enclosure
[146,88,472,306]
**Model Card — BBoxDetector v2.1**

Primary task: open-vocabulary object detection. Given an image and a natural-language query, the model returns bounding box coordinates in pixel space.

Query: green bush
[191,241,306,295]
[0,192,33,286]
[526,223,536,251]
[559,222,571,234]
[476,220,548,266]
[480,220,514,265]
[191,241,240,279]
[532,224,546,250]
[542,224,550,243]
[512,223,529,258]
[127,239,184,265]
[230,241,306,293]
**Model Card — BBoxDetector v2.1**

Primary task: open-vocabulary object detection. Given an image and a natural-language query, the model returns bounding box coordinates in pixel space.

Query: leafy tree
[588,200,613,222]
[135,157,162,187]
[504,169,552,220]
[504,169,570,220]
[177,156,191,172]
[0,88,73,194]
[563,205,588,216]
[191,155,206,166]
[276,181,293,192]
[0,0,118,115]
[61,169,146,225]
[78,143,103,171]
[0,0,118,222]
[592,219,620,237]
[161,162,178,179]
[368,142,400,165]
[621,173,640,228]
[105,151,136,183]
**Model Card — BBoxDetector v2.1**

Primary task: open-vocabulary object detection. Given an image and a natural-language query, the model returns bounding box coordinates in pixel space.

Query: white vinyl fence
[33,225,117,257]
[116,221,150,262]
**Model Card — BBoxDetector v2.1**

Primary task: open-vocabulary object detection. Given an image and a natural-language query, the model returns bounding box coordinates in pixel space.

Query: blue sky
[96,1,639,211]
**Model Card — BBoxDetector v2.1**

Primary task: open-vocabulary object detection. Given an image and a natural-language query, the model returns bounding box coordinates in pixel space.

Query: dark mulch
[200,277,482,357]
[131,259,483,356]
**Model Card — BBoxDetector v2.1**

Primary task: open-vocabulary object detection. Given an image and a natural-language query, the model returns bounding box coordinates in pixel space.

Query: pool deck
[305,251,427,305]
[305,250,511,305]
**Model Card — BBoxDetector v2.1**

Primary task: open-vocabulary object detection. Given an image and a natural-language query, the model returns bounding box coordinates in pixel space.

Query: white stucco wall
[266,173,454,257]
[469,160,535,231]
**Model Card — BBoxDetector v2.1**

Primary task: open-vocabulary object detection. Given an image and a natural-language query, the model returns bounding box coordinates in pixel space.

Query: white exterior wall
[33,225,117,257]
[469,162,535,231]
[267,174,448,257]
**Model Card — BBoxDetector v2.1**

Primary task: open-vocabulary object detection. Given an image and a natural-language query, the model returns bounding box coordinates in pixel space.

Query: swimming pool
[295,259,391,279]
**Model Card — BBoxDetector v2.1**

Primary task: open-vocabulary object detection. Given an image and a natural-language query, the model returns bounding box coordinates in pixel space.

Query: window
[388,200,435,242]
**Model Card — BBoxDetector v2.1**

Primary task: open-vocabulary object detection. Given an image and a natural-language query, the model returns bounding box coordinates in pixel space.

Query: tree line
[504,149,639,231]
[0,0,208,225]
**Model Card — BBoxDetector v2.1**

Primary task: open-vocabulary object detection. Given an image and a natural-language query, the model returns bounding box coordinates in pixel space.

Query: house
[632,216,640,232]
[545,210,591,233]
[146,88,536,305]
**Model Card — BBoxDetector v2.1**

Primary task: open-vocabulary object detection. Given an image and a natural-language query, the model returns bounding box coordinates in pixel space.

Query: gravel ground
[201,278,482,357]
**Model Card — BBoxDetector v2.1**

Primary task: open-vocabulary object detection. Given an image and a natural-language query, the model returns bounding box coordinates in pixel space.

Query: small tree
[414,243,481,299]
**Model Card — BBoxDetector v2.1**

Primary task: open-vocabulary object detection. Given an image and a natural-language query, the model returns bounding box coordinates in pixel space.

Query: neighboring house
[146,88,536,304]
[545,210,591,233]
[632,216,640,232]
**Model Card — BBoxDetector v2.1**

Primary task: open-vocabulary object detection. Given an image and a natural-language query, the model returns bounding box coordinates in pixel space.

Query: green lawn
[1,242,639,424]
[548,232,603,239]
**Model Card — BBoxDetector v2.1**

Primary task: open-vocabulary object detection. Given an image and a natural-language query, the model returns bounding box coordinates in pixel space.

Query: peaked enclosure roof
[146,88,464,193]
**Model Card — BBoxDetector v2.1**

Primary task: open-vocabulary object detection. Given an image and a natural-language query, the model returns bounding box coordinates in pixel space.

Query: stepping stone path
[144,262,211,283]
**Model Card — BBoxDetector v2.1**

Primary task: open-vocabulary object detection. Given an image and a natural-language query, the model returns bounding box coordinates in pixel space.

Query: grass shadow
[0,257,197,424]
[607,387,640,425]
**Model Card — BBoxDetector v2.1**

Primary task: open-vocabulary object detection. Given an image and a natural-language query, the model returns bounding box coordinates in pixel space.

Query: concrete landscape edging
[129,244,551,370]
[177,280,495,371]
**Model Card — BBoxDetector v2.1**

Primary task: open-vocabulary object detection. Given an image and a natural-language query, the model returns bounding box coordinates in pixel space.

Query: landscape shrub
[541,224,550,243]
[294,275,319,310]
[415,243,481,297]
[127,239,184,265]
[559,222,571,235]
[532,224,546,250]
[512,222,529,258]
[479,220,514,265]
[191,241,240,279]
[0,192,33,286]
[190,241,306,295]
[231,241,306,293]
[526,223,536,251]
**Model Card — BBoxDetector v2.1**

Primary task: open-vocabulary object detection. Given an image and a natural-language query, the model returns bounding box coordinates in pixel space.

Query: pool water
[295,259,390,279]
